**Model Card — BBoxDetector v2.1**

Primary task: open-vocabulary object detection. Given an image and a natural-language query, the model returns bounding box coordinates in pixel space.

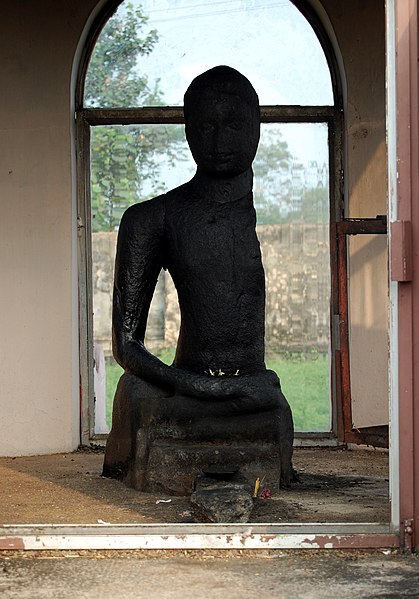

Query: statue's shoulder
[120,182,191,231]
[120,195,166,230]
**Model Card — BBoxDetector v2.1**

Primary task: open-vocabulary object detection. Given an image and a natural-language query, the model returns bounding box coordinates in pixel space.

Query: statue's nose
[213,126,231,154]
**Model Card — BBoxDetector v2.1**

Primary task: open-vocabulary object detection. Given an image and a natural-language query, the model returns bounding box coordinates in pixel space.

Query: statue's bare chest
[165,194,263,285]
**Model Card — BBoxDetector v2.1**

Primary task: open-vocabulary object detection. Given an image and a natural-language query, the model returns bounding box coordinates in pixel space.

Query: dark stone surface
[190,471,254,523]
[103,66,294,493]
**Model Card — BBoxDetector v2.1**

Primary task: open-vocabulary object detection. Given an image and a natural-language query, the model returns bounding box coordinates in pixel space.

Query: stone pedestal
[103,373,293,495]
[134,439,281,495]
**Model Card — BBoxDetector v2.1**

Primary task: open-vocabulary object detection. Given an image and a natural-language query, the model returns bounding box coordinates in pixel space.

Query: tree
[298,185,329,223]
[253,128,292,225]
[85,3,185,231]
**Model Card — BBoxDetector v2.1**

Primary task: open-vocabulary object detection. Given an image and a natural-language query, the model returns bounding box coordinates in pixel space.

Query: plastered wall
[0,0,98,455]
[319,0,388,427]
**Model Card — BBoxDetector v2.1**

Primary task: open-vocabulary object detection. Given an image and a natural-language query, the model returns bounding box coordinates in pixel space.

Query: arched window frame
[75,0,345,444]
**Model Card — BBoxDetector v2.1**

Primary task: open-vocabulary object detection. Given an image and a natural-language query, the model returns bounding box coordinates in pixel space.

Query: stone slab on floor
[190,471,254,522]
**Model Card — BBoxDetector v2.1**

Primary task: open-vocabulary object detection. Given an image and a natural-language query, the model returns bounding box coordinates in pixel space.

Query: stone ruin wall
[92,224,330,357]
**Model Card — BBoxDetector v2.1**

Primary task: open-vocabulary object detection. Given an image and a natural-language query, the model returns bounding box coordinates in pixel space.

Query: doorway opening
[71,0,391,530]
[0,0,401,551]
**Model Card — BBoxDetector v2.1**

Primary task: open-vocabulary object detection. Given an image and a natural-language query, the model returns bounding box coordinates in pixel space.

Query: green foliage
[85,3,186,231]
[253,129,292,225]
[90,124,186,231]
[85,3,162,108]
[105,356,123,425]
[254,131,291,179]
[296,186,329,224]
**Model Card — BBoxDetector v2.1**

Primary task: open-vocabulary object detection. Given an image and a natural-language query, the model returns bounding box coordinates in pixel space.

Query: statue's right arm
[111,199,216,395]
[112,199,177,390]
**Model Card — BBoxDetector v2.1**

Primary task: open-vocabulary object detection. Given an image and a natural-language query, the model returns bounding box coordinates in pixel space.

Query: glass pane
[90,124,193,232]
[90,123,193,434]
[256,123,331,431]
[91,122,330,433]
[85,0,333,108]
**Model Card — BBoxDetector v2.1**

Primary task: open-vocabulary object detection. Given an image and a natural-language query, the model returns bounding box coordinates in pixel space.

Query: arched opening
[77,0,344,442]
[74,0,390,530]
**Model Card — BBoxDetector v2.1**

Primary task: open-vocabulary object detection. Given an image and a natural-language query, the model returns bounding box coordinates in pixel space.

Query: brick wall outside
[92,223,330,356]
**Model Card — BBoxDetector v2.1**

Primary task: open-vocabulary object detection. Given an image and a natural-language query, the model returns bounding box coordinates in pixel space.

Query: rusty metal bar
[336,231,352,442]
[0,523,399,551]
[337,216,387,236]
[334,349,344,440]
[261,106,335,123]
[81,107,185,125]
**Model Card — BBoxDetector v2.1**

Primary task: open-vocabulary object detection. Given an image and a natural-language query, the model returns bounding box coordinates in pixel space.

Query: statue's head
[184,66,260,178]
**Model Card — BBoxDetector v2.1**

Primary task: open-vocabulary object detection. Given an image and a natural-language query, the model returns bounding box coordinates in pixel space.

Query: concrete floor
[0,447,415,598]
[0,550,418,598]
[0,447,389,525]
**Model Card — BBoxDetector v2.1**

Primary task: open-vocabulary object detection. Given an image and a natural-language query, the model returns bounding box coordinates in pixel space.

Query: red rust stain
[0,537,25,549]
[303,535,340,549]
[259,535,275,543]
[303,535,399,549]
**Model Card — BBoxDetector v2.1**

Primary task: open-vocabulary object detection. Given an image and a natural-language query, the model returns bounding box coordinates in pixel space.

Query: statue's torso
[164,184,266,375]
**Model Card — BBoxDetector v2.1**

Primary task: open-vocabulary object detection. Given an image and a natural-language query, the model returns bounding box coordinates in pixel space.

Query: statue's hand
[173,367,280,407]
[122,340,281,412]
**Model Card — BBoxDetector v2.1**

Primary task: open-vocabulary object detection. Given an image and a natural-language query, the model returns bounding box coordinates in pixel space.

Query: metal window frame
[0,523,398,551]
[77,104,341,444]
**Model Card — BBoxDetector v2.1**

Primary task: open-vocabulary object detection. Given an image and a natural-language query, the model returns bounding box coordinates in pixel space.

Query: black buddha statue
[103,66,294,494]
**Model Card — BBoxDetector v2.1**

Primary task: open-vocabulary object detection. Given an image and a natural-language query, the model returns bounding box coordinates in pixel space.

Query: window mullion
[79,105,334,126]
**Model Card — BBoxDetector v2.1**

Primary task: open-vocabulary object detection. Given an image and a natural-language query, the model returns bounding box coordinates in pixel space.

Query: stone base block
[103,373,294,493]
[191,472,254,522]
[131,438,281,495]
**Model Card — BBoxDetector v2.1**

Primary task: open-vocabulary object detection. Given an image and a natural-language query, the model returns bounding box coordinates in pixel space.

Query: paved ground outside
[0,550,418,598]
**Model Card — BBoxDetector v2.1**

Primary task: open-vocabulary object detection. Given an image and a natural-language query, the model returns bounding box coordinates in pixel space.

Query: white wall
[0,0,98,455]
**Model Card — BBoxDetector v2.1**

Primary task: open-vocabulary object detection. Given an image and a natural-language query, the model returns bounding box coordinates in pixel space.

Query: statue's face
[186,89,260,177]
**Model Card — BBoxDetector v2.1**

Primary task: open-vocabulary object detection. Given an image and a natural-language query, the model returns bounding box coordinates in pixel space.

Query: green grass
[104,357,123,425]
[104,350,330,432]
[266,353,330,432]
